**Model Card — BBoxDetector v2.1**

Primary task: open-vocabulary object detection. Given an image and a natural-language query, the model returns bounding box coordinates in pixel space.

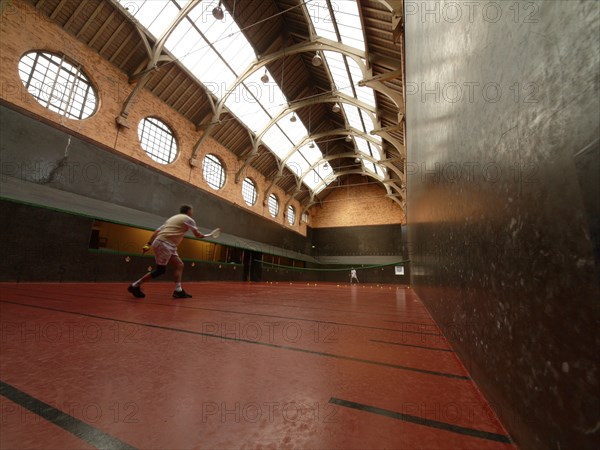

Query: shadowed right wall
[405,1,599,448]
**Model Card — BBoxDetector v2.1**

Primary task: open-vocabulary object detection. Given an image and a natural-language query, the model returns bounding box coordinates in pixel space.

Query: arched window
[138,117,178,164]
[18,50,97,119]
[242,177,257,206]
[287,205,296,225]
[268,193,279,217]
[202,154,226,190]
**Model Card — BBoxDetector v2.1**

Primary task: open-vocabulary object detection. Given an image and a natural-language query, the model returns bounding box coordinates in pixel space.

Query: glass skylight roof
[118,0,384,194]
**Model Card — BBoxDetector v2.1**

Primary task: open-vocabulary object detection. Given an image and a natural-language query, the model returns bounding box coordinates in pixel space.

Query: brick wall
[310,180,405,228]
[0,1,304,234]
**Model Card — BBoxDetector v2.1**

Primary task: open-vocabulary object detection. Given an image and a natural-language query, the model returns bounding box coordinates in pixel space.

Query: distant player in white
[128,205,207,299]
[350,268,359,284]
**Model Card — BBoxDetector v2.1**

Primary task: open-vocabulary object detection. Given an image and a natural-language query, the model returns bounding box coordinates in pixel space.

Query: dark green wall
[405,1,599,449]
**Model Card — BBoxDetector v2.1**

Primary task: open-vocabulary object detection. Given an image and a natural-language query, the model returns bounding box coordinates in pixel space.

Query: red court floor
[0,282,516,449]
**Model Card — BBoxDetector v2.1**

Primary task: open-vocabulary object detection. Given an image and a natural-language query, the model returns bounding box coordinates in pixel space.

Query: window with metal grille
[242,177,257,206]
[287,205,295,225]
[268,193,279,217]
[202,154,226,190]
[18,51,97,120]
[138,117,178,165]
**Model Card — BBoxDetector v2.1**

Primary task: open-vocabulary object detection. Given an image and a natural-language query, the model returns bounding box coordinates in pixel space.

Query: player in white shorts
[128,205,207,299]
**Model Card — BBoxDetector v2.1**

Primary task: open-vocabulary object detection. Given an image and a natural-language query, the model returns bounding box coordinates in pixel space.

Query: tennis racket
[205,228,221,238]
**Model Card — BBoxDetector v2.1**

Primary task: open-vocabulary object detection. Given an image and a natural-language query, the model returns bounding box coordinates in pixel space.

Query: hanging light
[212,1,224,20]
[260,69,269,83]
[345,135,352,142]
[332,103,341,113]
[290,113,297,122]
[312,52,323,66]
[309,141,315,148]
[354,157,361,163]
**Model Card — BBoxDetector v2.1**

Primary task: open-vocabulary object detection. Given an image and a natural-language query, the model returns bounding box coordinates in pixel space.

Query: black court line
[9,285,434,321]
[0,380,137,450]
[329,398,512,444]
[370,339,454,353]
[383,320,436,326]
[0,300,469,380]
[3,291,444,337]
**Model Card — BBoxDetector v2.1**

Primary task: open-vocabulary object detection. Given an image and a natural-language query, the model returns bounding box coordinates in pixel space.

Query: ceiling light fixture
[309,141,315,148]
[332,103,340,113]
[260,69,269,83]
[312,52,323,66]
[290,113,297,122]
[345,135,352,142]
[212,1,224,20]
[354,157,361,163]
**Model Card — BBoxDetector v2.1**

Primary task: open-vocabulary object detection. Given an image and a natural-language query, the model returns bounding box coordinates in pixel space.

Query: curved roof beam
[214,37,368,117]
[238,126,385,189]
[278,128,382,169]
[296,170,404,210]
[298,152,405,185]
[252,93,377,153]
[296,164,403,200]
[115,0,203,126]
[192,38,366,164]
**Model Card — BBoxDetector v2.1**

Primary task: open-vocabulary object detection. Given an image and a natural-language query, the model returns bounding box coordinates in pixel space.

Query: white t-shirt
[154,214,199,246]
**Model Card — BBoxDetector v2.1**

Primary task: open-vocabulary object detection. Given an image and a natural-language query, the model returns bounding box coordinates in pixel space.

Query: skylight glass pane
[355,137,371,156]
[368,142,383,160]
[299,145,322,165]
[342,104,364,131]
[310,170,336,193]
[334,0,365,51]
[306,1,338,41]
[359,108,376,132]
[148,2,181,37]
[374,164,387,178]
[245,70,287,117]
[262,126,293,159]
[304,170,324,190]
[286,150,312,177]
[165,19,198,61]
[356,85,376,106]
[314,159,334,181]
[119,1,163,33]
[363,162,378,175]
[277,113,307,145]
[210,24,255,74]
[324,51,353,96]
[192,49,237,91]
[225,85,271,132]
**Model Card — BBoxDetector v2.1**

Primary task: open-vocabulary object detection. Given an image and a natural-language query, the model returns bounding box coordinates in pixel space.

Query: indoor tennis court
[1,281,514,449]
[1,1,598,449]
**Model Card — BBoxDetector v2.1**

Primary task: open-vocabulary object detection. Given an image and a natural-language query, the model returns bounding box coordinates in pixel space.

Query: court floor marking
[0,299,469,380]
[370,339,454,353]
[0,380,137,450]
[5,284,434,321]
[1,290,445,338]
[329,397,512,444]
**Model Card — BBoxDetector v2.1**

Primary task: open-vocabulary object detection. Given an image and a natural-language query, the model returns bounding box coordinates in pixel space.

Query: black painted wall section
[1,104,407,283]
[311,224,403,257]
[0,200,243,282]
[406,2,599,449]
[0,104,309,255]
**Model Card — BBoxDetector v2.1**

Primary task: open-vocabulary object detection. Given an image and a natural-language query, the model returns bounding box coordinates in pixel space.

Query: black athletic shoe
[128,284,145,298]
[172,289,192,298]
